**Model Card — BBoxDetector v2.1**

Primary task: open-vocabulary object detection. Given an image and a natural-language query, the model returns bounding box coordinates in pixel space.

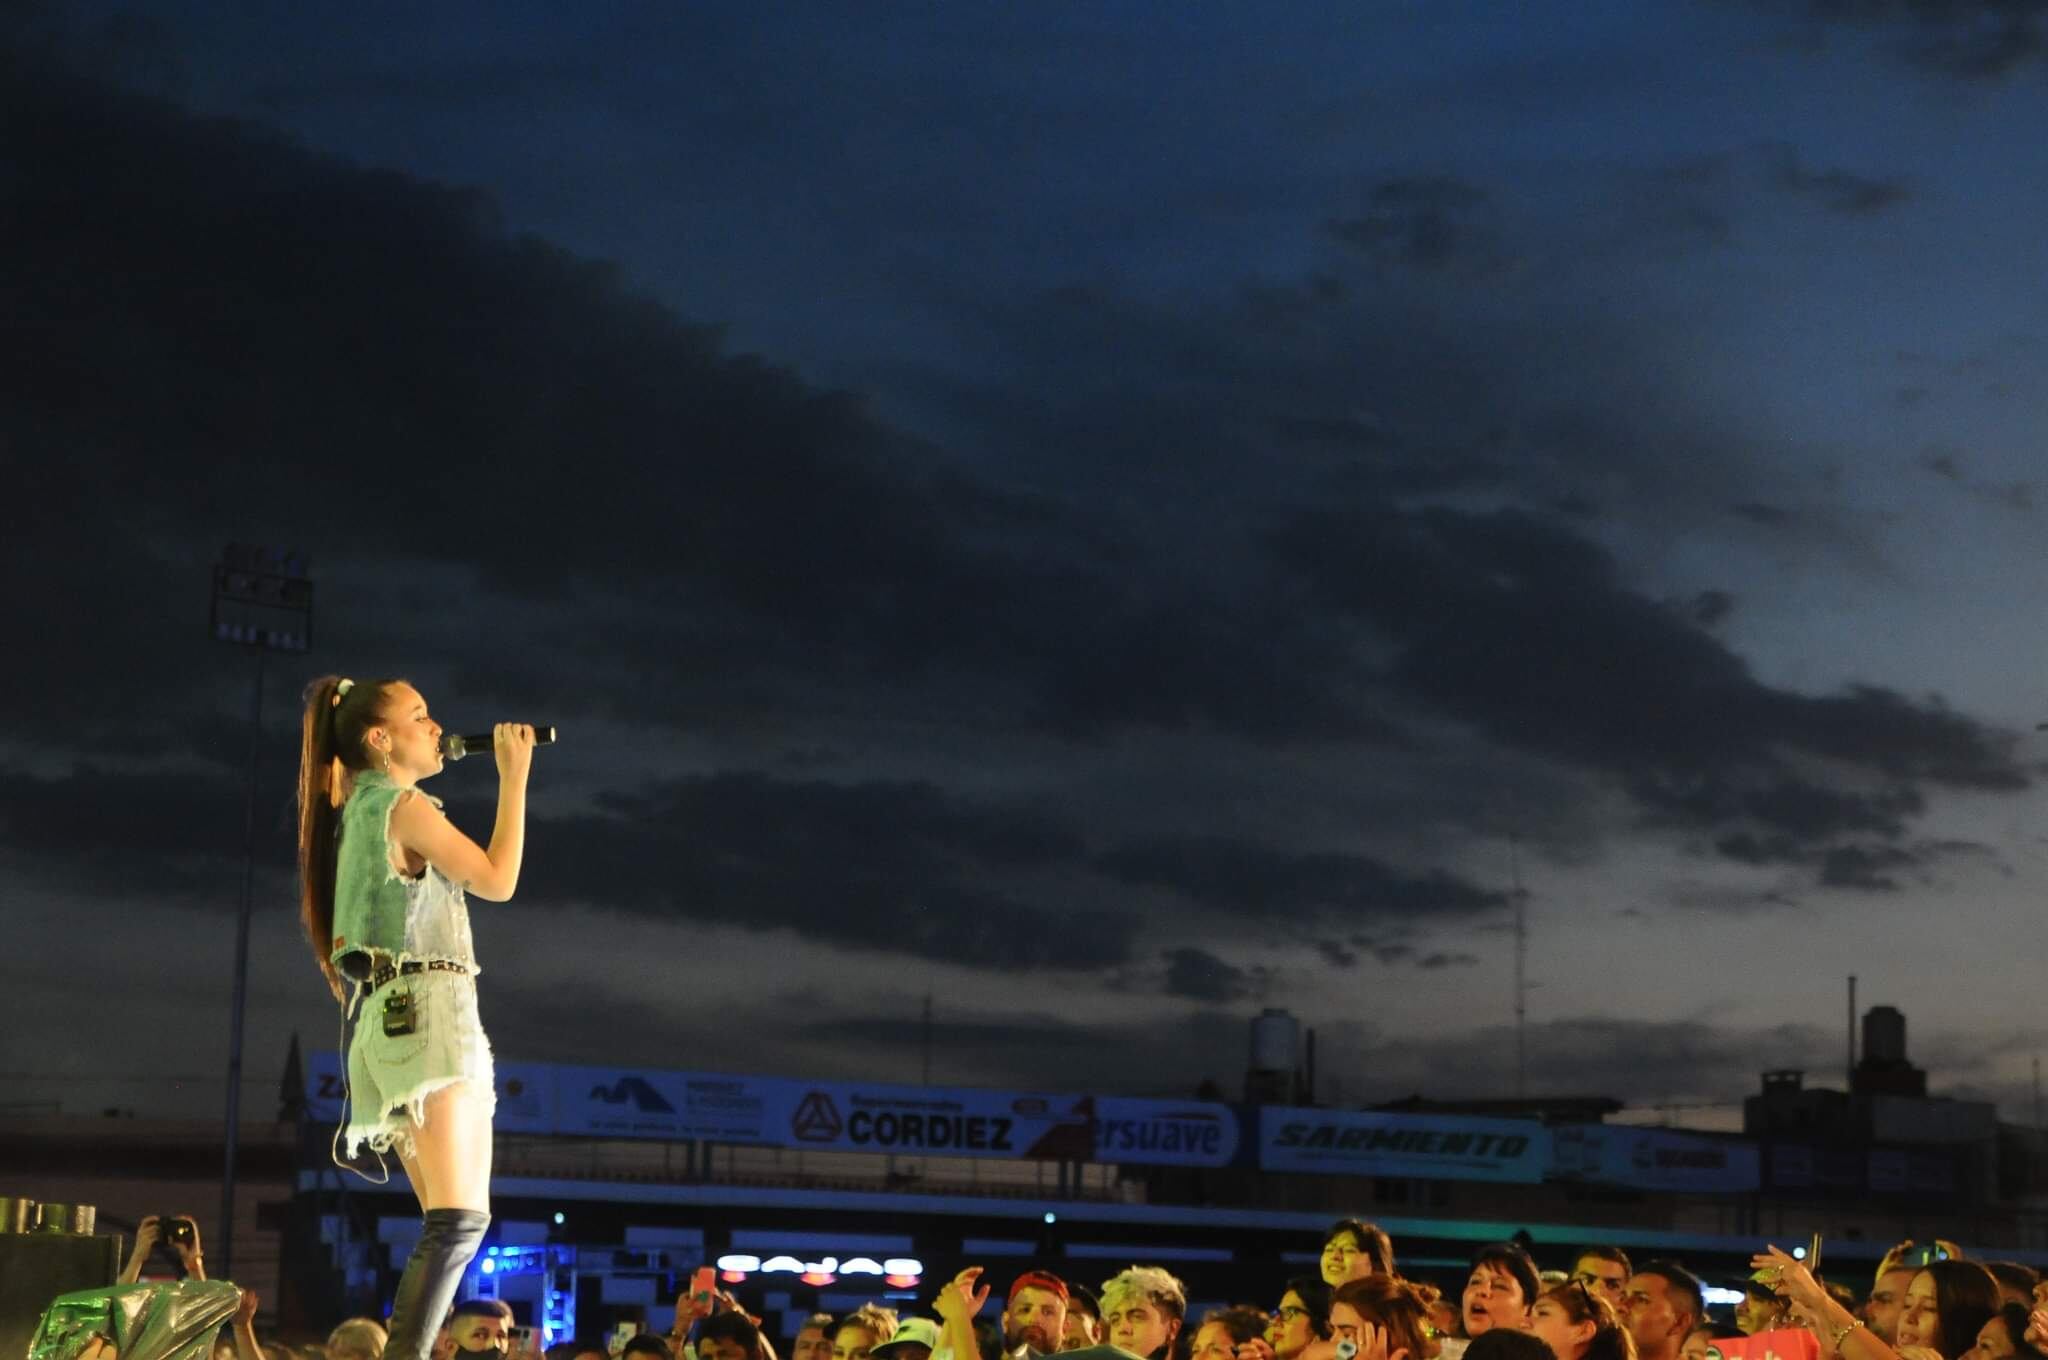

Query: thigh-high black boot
[384,1208,490,1360]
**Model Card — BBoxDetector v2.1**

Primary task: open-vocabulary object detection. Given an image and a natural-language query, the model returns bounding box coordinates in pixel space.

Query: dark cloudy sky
[9,1,2048,1130]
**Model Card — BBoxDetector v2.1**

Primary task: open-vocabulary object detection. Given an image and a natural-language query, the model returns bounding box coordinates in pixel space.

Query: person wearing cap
[1006,1273,1071,1357]
[1736,1272,1791,1336]
[871,1321,941,1360]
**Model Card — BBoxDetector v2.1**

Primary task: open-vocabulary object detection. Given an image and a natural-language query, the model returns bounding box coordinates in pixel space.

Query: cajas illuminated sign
[716,1254,923,1288]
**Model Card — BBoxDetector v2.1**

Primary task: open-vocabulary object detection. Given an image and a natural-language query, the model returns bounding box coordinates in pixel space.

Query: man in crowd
[700,1314,766,1360]
[1062,1287,1101,1351]
[1621,1262,1702,1360]
[1568,1248,1632,1312]
[1005,1272,1071,1357]
[442,1300,513,1360]
[1100,1267,1186,1360]
[793,1315,836,1360]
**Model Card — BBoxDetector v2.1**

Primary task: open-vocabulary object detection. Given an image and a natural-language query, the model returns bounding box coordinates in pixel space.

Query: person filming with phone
[118,1214,206,1283]
[1752,1242,1998,1360]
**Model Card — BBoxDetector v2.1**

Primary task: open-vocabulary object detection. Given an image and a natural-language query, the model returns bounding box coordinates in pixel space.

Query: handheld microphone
[441,727,557,761]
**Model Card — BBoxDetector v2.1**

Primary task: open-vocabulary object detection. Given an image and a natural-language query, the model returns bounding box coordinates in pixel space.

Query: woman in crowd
[1193,1310,1274,1360]
[1462,1245,1540,1339]
[1322,1220,1398,1288]
[296,676,536,1360]
[1753,1245,1999,1360]
[1331,1276,1441,1360]
[1678,1326,1717,1360]
[829,1306,900,1360]
[1964,1304,2044,1360]
[1263,1279,1334,1360]
[1526,1282,1635,1360]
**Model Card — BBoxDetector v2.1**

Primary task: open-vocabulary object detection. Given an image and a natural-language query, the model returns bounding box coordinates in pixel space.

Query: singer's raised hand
[494,722,536,780]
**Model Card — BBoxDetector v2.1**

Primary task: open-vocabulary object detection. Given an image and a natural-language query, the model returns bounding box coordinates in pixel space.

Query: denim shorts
[343,969,496,1160]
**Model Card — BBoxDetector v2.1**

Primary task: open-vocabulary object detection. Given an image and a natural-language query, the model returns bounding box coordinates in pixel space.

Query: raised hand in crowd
[232,1288,262,1360]
[1877,1240,1964,1278]
[1751,1245,1894,1360]
[936,1266,991,1360]
[118,1215,205,1283]
[672,1287,716,1342]
[1355,1321,1408,1360]
[169,1216,206,1280]
[117,1216,161,1284]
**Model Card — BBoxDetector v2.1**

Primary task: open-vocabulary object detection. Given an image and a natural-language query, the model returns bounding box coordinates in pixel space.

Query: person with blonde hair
[1101,1267,1188,1360]
[830,1307,900,1360]
[326,1318,388,1360]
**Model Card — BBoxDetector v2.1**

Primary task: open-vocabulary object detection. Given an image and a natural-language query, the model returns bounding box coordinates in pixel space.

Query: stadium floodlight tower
[209,543,313,1280]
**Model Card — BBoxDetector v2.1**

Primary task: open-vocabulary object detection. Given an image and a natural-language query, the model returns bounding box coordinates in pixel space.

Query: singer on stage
[295,676,535,1360]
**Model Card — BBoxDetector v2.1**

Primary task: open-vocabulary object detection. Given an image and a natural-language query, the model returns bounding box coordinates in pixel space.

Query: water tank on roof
[1249,1008,1301,1074]
[1864,1006,1908,1064]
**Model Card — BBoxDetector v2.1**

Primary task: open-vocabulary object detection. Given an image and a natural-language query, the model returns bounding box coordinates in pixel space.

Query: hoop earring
[379,747,392,775]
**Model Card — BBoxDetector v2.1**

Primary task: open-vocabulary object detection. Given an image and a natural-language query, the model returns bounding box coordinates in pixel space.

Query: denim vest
[328,770,479,977]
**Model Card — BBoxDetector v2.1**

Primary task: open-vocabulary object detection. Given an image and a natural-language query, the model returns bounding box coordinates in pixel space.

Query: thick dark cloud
[2,18,2036,1054]
[1096,834,1507,923]
[1,63,1418,758]
[1740,2,2048,80]
[1324,176,1510,276]
[797,1005,1255,1095]
[1268,504,2028,885]
[1818,843,1917,891]
[1762,146,1911,215]
[517,771,1124,969]
[0,763,284,898]
[1159,946,1263,1003]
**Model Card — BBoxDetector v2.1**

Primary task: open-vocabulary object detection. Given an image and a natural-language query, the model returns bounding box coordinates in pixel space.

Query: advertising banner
[299,1053,1239,1167]
[554,1065,784,1142]
[1094,1098,1240,1167]
[1258,1107,1549,1182]
[774,1081,1096,1159]
[1549,1124,1760,1193]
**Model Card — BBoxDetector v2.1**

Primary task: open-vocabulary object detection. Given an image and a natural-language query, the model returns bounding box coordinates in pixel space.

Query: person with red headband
[1005,1272,1071,1357]
[936,1268,1076,1360]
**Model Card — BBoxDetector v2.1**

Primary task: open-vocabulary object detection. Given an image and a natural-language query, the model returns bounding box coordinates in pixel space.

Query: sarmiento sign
[1258,1106,1549,1182]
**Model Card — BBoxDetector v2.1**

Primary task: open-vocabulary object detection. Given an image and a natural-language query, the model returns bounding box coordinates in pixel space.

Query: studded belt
[367,958,472,993]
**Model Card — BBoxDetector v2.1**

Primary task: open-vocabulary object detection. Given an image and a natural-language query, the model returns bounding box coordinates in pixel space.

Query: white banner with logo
[1549,1123,1760,1192]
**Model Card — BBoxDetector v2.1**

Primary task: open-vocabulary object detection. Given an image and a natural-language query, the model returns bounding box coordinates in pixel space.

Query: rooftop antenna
[920,992,933,1085]
[1511,833,1527,1100]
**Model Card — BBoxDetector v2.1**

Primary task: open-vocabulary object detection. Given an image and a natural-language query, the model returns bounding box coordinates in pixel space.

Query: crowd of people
[88,1218,2048,1360]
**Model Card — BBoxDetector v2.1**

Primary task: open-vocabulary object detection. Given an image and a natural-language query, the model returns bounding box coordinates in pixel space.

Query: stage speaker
[0,1233,124,1360]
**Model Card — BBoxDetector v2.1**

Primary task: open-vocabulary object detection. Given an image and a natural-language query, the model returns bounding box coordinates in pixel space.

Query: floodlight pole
[219,645,265,1282]
[209,544,313,1282]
